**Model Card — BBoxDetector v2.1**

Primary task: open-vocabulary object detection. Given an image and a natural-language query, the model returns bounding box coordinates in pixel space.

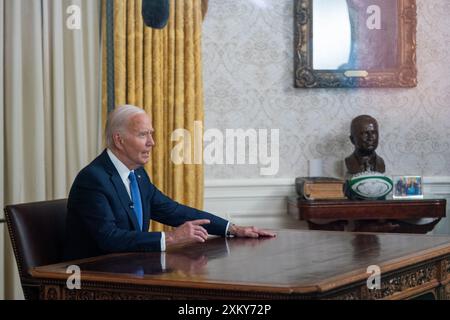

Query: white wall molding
[423,177,450,196]
[205,178,302,230]
[204,177,450,233]
[204,178,296,199]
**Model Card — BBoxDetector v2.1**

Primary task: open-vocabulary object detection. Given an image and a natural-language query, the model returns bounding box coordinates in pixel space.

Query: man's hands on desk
[227,223,277,238]
[165,219,276,248]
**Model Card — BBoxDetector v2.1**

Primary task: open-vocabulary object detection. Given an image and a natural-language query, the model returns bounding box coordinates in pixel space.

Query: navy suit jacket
[63,150,229,260]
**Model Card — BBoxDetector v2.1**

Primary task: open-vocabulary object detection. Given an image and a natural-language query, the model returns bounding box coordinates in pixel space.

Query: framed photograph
[393,176,423,199]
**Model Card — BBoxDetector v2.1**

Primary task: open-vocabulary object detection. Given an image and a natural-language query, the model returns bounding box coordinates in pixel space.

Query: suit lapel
[100,150,140,231]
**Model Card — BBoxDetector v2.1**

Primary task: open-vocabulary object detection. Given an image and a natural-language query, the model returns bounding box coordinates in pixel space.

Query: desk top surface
[32,230,450,294]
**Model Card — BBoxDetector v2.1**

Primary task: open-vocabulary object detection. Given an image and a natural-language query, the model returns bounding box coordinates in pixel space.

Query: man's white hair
[105,105,146,149]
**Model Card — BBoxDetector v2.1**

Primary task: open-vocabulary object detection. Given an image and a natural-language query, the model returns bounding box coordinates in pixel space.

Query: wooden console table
[31,230,450,300]
[288,197,447,233]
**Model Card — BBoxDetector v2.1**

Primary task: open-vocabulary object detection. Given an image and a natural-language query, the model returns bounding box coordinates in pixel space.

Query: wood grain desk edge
[30,235,450,296]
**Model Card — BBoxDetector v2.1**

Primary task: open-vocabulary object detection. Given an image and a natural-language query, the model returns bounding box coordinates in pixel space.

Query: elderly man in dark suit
[64,105,275,260]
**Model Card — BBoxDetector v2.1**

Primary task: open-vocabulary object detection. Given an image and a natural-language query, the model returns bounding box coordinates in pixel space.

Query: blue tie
[128,171,143,231]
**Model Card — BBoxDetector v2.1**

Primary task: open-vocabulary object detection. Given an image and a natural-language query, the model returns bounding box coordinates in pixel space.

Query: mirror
[294,0,417,88]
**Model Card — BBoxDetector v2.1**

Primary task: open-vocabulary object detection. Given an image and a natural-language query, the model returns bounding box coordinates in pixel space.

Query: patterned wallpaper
[202,0,450,179]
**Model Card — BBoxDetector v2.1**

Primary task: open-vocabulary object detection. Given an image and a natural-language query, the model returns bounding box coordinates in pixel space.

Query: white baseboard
[204,177,450,234]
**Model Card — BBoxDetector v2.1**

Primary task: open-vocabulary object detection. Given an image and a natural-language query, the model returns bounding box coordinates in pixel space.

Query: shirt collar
[107,149,133,181]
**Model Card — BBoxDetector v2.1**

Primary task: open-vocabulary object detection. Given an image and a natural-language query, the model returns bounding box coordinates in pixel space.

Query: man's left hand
[228,224,276,238]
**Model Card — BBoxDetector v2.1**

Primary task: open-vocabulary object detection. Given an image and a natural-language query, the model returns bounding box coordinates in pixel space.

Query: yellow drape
[102,0,205,232]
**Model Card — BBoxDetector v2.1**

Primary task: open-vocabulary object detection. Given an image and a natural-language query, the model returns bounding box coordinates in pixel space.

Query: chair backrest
[4,199,67,299]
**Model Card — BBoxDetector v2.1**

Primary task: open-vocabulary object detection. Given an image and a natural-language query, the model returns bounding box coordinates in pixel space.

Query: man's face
[116,113,155,169]
[351,120,378,153]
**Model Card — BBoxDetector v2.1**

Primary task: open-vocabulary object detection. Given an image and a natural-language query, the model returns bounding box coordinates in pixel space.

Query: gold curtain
[102,0,206,232]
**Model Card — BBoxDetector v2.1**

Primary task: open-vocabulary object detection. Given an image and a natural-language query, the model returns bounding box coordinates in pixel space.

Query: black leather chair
[4,199,67,300]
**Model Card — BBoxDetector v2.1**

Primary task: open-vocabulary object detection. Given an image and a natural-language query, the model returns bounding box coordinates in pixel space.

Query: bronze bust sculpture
[345,115,385,176]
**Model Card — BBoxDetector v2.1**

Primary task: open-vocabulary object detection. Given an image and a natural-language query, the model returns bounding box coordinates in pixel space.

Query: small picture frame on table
[393,176,423,199]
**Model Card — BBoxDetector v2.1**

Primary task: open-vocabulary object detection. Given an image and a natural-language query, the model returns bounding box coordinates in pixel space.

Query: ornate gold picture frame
[294,0,417,88]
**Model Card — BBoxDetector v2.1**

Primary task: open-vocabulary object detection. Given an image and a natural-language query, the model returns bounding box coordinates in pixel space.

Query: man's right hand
[165,219,210,248]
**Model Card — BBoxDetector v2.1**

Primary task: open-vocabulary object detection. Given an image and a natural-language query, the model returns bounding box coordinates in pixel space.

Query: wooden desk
[288,198,446,233]
[31,230,450,300]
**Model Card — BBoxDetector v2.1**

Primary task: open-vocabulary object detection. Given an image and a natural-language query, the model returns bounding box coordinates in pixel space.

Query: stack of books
[296,177,346,200]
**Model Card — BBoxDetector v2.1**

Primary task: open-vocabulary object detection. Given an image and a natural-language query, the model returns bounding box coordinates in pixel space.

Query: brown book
[296,177,346,200]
